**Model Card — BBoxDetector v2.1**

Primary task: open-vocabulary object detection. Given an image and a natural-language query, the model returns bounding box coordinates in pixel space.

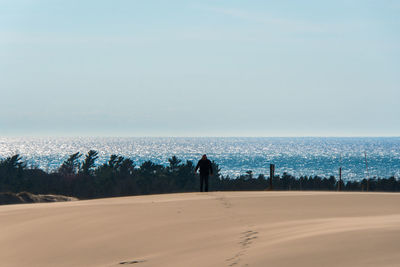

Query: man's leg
[200,175,204,192]
[205,175,209,192]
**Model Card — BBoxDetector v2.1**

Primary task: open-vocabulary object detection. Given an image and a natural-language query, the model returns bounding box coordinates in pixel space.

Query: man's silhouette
[195,154,213,192]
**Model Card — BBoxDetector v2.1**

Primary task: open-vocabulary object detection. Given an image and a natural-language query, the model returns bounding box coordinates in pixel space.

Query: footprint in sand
[226,230,258,266]
[240,230,258,248]
[119,260,145,265]
[217,196,232,209]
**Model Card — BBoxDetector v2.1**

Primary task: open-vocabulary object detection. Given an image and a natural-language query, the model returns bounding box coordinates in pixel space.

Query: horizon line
[1,135,399,138]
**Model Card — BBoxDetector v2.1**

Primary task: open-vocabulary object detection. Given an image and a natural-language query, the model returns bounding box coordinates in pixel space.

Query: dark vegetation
[0,152,399,200]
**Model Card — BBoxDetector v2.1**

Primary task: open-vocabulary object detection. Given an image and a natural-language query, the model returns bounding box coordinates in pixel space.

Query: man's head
[202,154,207,160]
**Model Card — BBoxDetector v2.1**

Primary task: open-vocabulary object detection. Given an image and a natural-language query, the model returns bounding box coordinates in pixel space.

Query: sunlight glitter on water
[0,137,399,180]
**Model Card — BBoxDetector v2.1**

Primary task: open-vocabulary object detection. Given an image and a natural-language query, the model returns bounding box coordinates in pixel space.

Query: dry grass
[0,191,77,205]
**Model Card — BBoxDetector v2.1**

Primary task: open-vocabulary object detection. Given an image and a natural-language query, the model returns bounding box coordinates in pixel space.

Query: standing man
[195,154,213,192]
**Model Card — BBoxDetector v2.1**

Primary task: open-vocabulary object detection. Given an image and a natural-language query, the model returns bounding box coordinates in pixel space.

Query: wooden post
[269,164,275,190]
[338,167,342,191]
[364,152,369,192]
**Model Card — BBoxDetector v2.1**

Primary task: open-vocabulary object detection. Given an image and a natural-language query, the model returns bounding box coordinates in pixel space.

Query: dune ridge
[1,191,399,267]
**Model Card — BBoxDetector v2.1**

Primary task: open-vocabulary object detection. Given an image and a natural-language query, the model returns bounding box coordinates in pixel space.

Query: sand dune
[1,191,400,267]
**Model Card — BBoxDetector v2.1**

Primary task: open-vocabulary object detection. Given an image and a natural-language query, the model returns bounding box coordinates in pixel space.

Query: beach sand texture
[1,191,400,267]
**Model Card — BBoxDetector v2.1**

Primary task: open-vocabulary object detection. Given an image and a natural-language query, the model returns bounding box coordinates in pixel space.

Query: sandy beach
[1,191,400,267]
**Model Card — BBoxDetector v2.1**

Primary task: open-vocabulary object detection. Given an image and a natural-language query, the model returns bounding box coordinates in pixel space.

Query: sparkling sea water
[0,137,399,181]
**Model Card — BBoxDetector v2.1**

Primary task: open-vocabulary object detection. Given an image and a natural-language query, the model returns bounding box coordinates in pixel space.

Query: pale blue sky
[0,0,399,136]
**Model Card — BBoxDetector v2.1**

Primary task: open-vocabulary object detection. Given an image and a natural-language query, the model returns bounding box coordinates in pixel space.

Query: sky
[0,0,399,137]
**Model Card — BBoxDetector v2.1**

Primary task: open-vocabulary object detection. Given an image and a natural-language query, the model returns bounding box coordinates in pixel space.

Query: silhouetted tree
[80,150,99,176]
[168,156,182,172]
[0,154,25,170]
[2,152,400,202]
[58,152,82,175]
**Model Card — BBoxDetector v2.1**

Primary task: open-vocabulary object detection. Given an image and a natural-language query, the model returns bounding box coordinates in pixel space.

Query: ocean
[0,137,399,181]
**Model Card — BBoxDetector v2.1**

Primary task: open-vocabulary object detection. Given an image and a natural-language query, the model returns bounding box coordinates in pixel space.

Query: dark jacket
[195,159,213,176]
